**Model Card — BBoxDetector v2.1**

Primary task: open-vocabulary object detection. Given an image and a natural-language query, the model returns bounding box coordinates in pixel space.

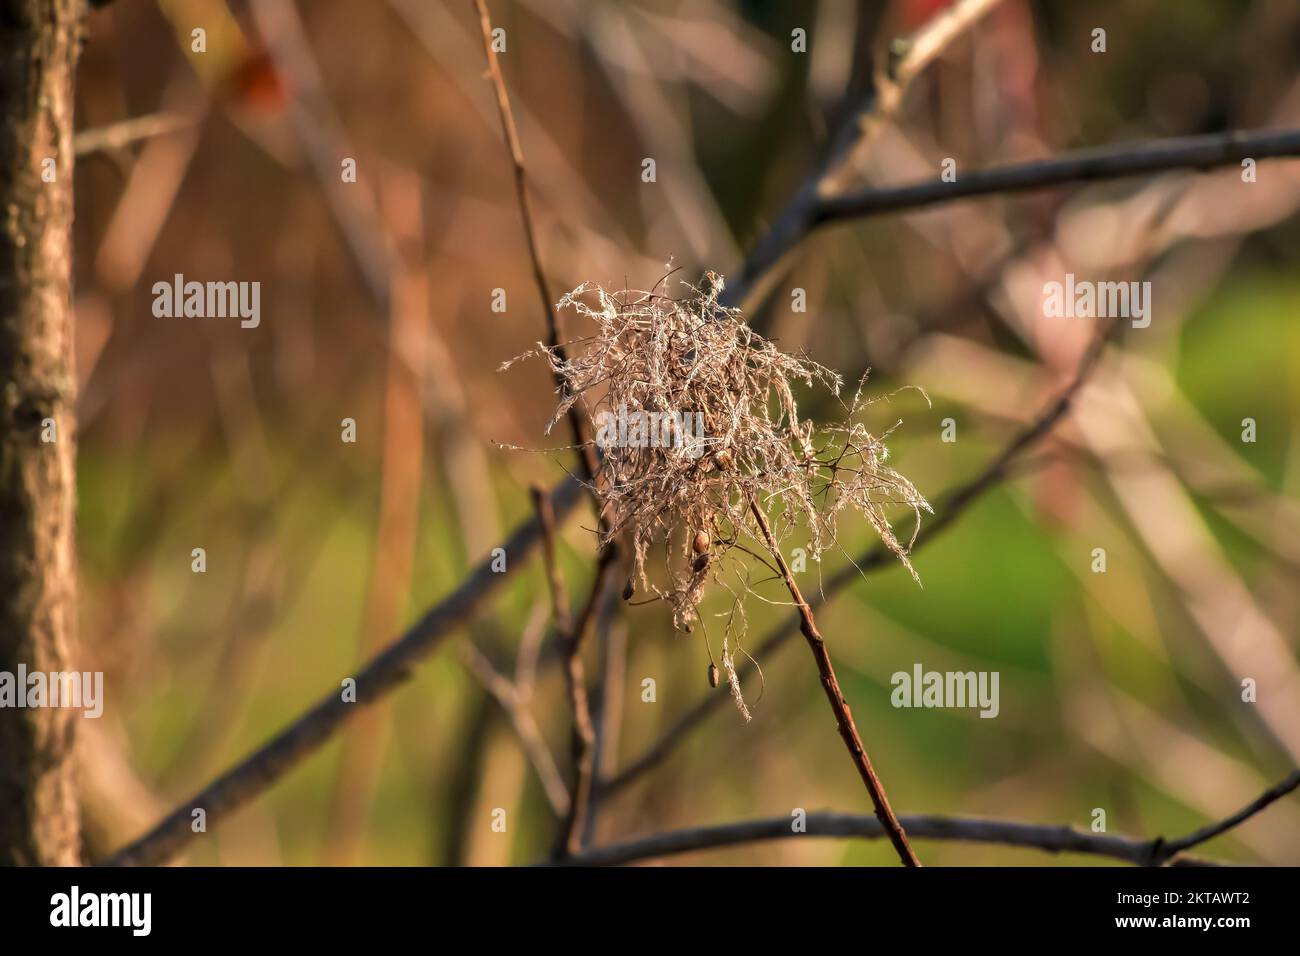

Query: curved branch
[1160,769,1300,859]
[565,768,1300,866]
[554,811,1219,867]
[816,127,1300,226]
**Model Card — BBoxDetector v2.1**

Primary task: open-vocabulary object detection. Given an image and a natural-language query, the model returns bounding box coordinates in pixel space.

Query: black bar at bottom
[0,864,1285,942]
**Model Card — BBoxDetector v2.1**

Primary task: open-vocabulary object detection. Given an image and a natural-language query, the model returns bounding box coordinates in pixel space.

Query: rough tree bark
[0,0,85,866]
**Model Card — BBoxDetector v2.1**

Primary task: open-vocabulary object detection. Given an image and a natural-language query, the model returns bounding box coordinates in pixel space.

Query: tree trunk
[0,0,85,866]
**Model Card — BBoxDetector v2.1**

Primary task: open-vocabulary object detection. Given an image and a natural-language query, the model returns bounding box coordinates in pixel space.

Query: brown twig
[583,587,626,847]
[473,0,598,482]
[532,487,593,856]
[551,811,1220,868]
[552,563,619,858]
[536,480,618,857]
[476,4,614,844]
[532,487,574,635]
[477,0,619,851]
[746,494,920,867]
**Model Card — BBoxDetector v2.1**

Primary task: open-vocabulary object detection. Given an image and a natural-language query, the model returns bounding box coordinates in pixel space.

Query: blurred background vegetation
[73,0,1300,865]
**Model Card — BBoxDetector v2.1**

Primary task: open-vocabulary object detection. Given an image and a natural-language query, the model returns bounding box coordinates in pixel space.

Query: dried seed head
[707,663,720,688]
[505,277,931,634]
[622,578,635,601]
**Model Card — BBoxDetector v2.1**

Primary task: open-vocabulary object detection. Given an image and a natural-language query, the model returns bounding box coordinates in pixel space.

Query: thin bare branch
[1160,769,1300,859]
[74,111,195,156]
[583,588,626,847]
[552,811,1221,868]
[817,127,1300,225]
[473,0,598,481]
[567,769,1300,866]
[548,541,618,859]
[747,494,919,867]
[532,486,573,635]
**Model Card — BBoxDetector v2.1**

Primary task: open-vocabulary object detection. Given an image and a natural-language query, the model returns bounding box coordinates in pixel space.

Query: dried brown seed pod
[707,663,720,688]
[692,553,709,573]
[713,448,733,471]
[692,529,710,555]
[622,578,635,601]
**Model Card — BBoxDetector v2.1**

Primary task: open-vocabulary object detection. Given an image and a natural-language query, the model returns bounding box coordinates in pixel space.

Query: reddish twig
[747,494,920,867]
